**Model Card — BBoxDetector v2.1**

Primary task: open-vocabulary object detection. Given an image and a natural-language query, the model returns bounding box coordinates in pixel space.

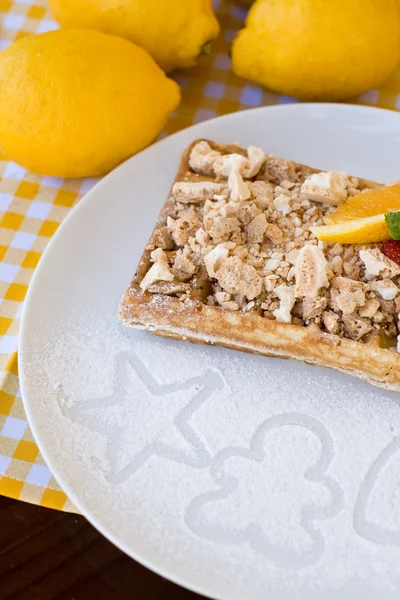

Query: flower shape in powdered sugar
[186,413,344,568]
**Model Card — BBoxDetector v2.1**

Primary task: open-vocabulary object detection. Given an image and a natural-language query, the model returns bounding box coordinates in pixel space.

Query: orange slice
[311,214,390,244]
[325,183,400,225]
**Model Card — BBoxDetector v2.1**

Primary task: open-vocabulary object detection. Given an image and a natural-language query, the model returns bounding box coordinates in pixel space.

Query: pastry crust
[119,140,400,392]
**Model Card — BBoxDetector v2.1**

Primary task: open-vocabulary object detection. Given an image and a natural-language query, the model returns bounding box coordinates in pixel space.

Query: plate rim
[18,102,400,600]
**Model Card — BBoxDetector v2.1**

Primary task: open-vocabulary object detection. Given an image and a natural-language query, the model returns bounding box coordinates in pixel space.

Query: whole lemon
[48,0,220,72]
[232,0,400,100]
[0,29,180,177]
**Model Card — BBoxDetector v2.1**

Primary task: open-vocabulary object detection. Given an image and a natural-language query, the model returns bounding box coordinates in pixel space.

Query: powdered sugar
[21,293,400,599]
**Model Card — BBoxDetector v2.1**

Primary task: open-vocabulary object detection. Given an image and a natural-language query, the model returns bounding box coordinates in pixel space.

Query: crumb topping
[294,245,328,298]
[300,171,348,205]
[142,139,400,346]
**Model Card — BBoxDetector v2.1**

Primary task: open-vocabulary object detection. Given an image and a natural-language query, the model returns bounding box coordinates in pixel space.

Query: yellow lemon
[311,214,390,244]
[48,0,220,72]
[232,0,400,101]
[0,29,181,177]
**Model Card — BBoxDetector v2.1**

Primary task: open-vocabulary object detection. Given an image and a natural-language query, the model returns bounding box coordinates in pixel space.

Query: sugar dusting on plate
[22,297,400,600]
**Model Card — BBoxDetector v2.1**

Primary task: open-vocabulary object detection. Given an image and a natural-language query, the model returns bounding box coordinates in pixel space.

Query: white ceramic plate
[19,104,400,600]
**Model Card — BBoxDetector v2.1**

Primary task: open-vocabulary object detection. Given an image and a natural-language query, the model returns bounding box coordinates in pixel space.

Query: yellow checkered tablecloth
[1,0,400,514]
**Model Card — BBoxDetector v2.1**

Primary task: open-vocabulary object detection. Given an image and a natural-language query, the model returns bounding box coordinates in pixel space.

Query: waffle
[119,139,400,391]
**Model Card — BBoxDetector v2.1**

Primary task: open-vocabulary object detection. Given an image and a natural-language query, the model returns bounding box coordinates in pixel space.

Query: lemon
[0,29,181,177]
[232,0,400,101]
[311,214,390,244]
[48,0,220,72]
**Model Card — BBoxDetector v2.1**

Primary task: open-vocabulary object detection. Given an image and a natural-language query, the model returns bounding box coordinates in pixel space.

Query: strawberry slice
[381,239,400,266]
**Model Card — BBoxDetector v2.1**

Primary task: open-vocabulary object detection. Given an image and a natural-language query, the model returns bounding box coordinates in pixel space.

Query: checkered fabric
[1,0,400,514]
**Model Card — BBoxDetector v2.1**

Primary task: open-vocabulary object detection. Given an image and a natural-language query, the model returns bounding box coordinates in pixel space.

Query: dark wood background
[0,496,206,600]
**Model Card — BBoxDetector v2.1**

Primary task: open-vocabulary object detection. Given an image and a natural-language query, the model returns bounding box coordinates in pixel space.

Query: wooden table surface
[0,496,206,600]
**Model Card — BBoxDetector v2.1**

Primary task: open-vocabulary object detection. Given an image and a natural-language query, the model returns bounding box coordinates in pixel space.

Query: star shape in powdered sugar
[57,352,226,484]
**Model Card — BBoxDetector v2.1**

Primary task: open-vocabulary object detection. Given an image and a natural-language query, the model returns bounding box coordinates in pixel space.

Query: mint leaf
[385,211,400,240]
